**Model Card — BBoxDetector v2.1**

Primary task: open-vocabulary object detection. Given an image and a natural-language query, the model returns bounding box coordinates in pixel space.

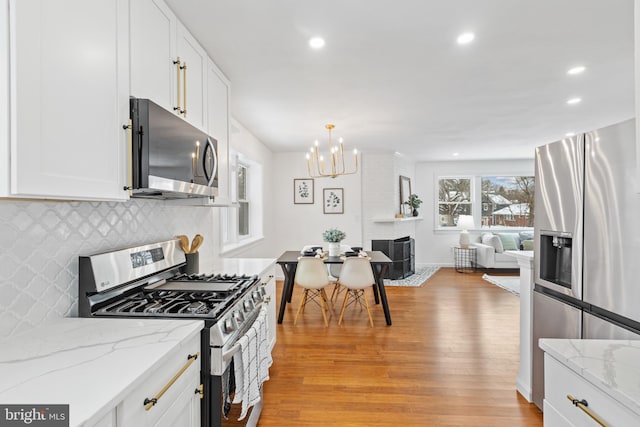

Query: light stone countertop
[0,318,204,426]
[539,338,640,415]
[504,250,534,263]
[201,257,276,277]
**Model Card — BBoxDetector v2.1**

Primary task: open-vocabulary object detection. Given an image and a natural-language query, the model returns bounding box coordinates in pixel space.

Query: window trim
[221,152,264,253]
[435,175,473,229]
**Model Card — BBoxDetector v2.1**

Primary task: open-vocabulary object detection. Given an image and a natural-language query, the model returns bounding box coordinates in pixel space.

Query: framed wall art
[323,188,344,214]
[294,178,314,204]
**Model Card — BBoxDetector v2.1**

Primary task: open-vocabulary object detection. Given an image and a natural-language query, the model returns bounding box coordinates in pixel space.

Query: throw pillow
[481,233,495,246]
[496,233,518,251]
[482,233,504,253]
[519,230,534,241]
[522,239,534,250]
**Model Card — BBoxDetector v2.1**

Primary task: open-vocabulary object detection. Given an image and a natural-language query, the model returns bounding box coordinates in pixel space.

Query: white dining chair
[336,257,376,327]
[293,257,332,326]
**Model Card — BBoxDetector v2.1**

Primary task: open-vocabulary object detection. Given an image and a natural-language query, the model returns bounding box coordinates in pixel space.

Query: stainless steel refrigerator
[531,118,640,410]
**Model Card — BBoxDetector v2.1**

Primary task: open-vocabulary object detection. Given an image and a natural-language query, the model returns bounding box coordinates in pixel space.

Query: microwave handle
[204,137,218,186]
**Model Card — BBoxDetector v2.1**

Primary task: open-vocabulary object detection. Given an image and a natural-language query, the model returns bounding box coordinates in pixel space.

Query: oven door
[209,306,270,427]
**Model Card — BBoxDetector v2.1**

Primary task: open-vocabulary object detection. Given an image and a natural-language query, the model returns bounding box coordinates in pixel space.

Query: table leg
[372,264,392,326]
[277,263,297,324]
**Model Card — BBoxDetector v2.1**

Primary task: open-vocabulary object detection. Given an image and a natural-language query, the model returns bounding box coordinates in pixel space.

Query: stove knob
[252,291,261,302]
[243,300,253,312]
[234,311,244,322]
[223,318,235,333]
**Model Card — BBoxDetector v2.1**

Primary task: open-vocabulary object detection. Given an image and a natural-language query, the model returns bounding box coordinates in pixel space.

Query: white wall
[414,159,535,266]
[272,152,363,256]
[361,153,419,246]
[222,118,277,258]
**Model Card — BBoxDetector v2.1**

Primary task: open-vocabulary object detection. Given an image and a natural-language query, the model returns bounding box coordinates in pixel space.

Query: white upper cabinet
[130,0,207,131]
[129,0,176,113]
[176,22,207,131]
[5,0,129,200]
[207,59,231,205]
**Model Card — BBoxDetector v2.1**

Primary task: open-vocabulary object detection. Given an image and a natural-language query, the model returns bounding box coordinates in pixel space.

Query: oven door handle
[222,342,242,362]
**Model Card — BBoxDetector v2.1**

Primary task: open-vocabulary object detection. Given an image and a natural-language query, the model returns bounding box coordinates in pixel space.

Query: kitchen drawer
[117,332,201,426]
[543,400,574,427]
[544,354,638,426]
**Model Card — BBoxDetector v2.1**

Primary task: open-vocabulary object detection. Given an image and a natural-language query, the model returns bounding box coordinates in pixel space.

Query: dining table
[275,250,393,325]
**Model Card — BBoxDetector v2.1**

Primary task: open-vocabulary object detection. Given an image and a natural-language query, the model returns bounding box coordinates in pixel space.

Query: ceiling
[165,0,635,161]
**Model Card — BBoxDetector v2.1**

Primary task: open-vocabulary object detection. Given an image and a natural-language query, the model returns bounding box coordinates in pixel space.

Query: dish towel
[233,307,273,420]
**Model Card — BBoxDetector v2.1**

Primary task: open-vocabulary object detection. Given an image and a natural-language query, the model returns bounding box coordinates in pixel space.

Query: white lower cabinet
[5,0,129,201]
[543,354,638,427]
[116,332,202,427]
[92,410,117,427]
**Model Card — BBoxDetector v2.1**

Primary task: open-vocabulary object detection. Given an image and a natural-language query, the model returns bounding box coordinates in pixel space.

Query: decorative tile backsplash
[0,199,218,339]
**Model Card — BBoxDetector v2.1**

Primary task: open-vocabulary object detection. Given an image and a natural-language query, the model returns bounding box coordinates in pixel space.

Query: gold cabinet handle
[566,394,610,427]
[143,352,199,411]
[173,57,182,114]
[195,384,204,399]
[122,120,133,196]
[181,61,187,117]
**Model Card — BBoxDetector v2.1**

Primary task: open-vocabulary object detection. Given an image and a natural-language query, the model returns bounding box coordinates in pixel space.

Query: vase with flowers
[323,228,346,257]
[404,194,423,217]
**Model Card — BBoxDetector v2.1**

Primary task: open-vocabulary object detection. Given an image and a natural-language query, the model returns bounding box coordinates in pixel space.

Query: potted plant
[404,194,423,217]
[323,228,346,256]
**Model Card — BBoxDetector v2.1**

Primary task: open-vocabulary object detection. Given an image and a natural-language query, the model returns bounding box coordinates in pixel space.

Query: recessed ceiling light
[567,65,586,75]
[565,132,576,137]
[453,152,460,157]
[309,37,325,49]
[566,97,582,105]
[456,32,475,45]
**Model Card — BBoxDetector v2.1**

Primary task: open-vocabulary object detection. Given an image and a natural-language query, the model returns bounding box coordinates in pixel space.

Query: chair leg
[294,289,308,326]
[320,289,332,318]
[338,290,351,325]
[330,283,343,303]
[318,289,329,327]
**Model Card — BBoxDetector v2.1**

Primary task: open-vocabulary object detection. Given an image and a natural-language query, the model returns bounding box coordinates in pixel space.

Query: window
[481,176,534,228]
[237,164,249,236]
[435,175,535,230]
[438,177,472,227]
[221,152,263,253]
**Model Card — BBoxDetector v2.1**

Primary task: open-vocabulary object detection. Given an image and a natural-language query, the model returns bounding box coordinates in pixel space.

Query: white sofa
[471,230,533,269]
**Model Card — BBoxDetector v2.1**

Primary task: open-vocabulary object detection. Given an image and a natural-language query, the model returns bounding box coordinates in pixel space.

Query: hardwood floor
[258,267,543,426]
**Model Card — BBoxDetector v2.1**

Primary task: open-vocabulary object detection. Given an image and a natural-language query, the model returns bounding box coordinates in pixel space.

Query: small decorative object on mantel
[323,228,346,257]
[404,194,423,217]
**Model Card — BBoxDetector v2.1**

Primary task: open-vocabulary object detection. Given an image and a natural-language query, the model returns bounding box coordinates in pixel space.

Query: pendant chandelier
[306,124,358,178]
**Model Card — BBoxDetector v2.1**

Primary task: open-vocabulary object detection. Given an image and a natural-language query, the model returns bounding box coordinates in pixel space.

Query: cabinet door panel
[130,0,176,112]
[10,0,128,200]
[177,22,207,131]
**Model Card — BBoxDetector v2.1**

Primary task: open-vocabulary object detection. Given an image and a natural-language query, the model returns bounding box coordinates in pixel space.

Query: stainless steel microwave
[130,97,218,199]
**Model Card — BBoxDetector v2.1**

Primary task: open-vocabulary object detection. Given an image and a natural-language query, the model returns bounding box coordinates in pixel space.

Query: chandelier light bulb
[306,153,310,160]
[353,149,358,155]
[339,137,344,144]
[314,140,319,146]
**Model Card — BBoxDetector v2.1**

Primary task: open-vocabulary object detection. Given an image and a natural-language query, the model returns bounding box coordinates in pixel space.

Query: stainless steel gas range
[78,239,270,427]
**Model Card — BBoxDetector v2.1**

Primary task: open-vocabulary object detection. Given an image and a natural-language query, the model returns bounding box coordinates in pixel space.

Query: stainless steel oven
[78,240,271,427]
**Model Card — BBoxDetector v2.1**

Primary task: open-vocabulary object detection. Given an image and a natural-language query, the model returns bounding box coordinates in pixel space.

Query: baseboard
[516,377,532,402]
